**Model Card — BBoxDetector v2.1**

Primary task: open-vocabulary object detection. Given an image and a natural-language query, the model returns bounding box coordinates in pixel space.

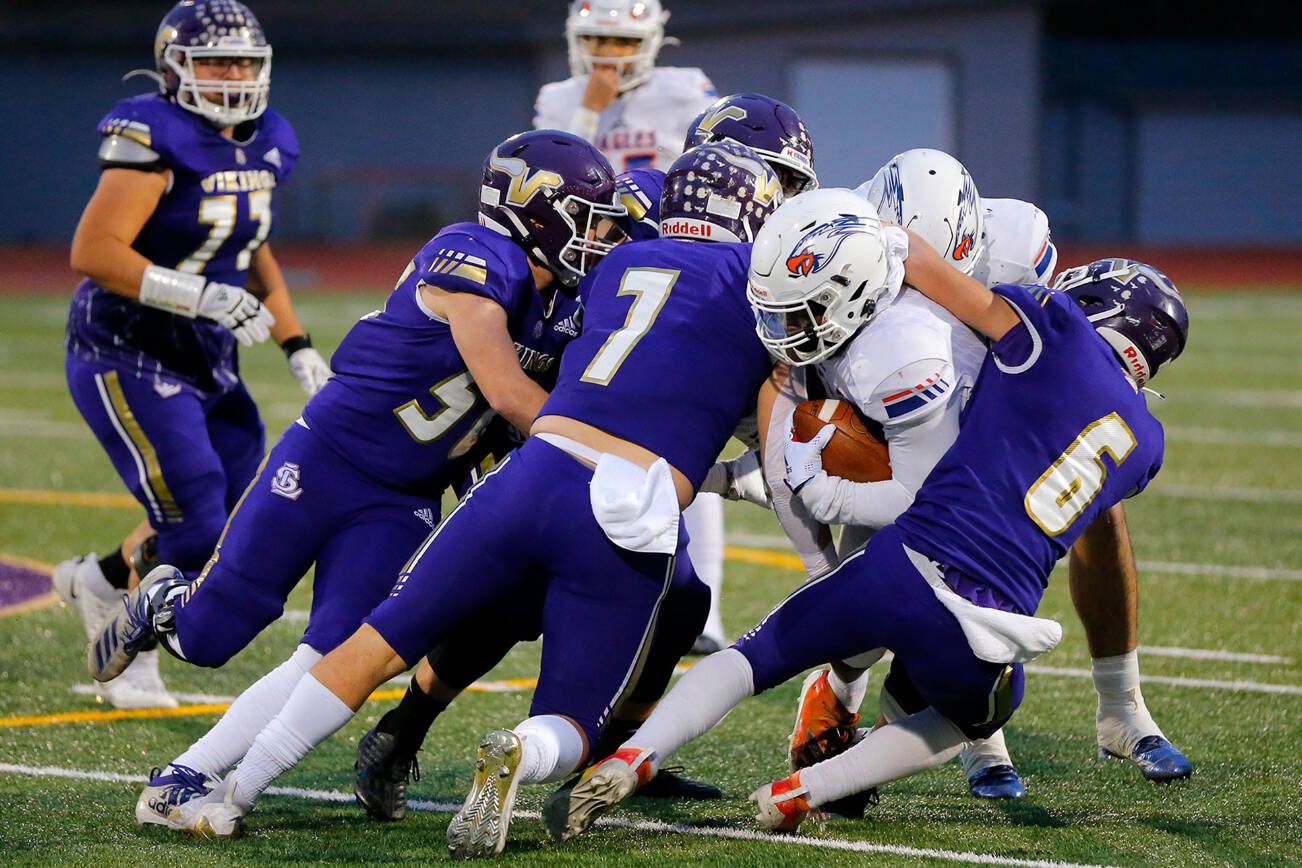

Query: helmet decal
[784,215,874,277]
[488,154,565,207]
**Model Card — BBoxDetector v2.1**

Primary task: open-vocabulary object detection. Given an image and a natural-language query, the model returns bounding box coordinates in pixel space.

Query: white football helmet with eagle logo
[748,189,896,365]
[566,0,670,92]
[857,148,986,277]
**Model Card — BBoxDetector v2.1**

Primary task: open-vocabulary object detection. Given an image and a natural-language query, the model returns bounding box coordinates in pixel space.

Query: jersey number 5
[580,268,679,386]
[394,371,481,444]
[1024,412,1137,535]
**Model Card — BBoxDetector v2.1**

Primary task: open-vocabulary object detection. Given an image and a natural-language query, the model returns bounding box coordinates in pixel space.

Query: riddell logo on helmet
[661,220,712,238]
[1121,344,1148,382]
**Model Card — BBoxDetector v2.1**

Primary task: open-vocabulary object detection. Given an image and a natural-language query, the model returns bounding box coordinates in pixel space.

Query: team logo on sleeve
[882,373,952,419]
[271,462,303,501]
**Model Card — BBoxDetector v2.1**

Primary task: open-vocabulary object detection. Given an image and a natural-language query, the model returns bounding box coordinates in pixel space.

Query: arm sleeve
[764,366,839,576]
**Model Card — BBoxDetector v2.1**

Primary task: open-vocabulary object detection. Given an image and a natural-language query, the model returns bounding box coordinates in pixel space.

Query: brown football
[792,399,892,483]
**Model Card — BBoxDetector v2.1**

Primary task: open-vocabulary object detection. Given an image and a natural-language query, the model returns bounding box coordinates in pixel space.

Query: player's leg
[1069,504,1191,780]
[683,493,727,652]
[203,380,266,513]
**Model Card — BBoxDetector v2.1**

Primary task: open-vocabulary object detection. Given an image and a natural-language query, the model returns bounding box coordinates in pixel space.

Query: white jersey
[534,66,717,172]
[975,198,1058,288]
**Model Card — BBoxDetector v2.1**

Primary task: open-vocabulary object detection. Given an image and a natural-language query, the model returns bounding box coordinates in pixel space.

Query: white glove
[197,282,275,347]
[782,409,835,493]
[701,449,771,508]
[287,347,331,395]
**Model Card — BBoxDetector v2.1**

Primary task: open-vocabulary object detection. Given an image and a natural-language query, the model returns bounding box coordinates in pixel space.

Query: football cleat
[99,649,178,709]
[788,669,859,771]
[87,565,186,683]
[633,765,722,800]
[750,771,812,832]
[136,764,216,830]
[968,764,1027,799]
[447,729,523,859]
[190,777,252,839]
[1100,735,1193,782]
[542,747,654,843]
[355,727,420,822]
[53,553,118,639]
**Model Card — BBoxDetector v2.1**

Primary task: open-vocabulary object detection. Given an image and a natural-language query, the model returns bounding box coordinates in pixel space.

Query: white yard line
[1144,483,1302,504]
[0,762,1117,868]
[1164,426,1300,448]
[1176,389,1302,409]
[1137,646,1291,665]
[1025,666,1302,696]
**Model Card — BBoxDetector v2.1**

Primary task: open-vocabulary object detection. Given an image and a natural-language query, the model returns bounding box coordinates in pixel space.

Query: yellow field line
[723,544,802,571]
[0,488,138,509]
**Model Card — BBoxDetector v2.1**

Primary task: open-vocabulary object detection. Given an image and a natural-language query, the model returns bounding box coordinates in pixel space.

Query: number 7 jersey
[893,284,1165,616]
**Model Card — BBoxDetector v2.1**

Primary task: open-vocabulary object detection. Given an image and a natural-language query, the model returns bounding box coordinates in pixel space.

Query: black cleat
[820,787,879,819]
[633,765,722,800]
[355,728,419,821]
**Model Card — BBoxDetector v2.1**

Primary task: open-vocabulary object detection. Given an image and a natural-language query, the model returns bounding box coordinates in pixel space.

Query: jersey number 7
[580,268,679,386]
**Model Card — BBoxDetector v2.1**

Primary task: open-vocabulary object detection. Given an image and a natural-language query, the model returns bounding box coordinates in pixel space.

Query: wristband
[280,333,312,359]
[138,265,204,318]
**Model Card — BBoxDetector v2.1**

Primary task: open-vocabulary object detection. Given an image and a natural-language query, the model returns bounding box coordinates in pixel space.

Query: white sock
[685,494,726,643]
[799,708,968,807]
[226,673,354,808]
[625,648,754,773]
[171,644,322,777]
[877,685,906,723]
[959,727,1014,778]
[515,715,586,784]
[1092,650,1162,754]
[828,668,870,716]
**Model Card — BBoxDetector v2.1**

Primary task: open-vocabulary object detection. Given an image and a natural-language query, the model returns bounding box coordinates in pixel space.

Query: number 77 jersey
[893,283,1166,617]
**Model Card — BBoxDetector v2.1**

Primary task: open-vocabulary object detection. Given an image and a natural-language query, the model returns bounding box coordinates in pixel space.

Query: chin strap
[1140,385,1166,400]
[122,68,166,91]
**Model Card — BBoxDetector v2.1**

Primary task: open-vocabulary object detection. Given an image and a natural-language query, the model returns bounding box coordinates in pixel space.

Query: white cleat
[190,777,251,839]
[136,764,217,830]
[447,729,523,859]
[98,650,178,709]
[52,553,118,639]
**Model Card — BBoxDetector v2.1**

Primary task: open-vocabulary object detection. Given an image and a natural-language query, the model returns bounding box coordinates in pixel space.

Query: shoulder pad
[868,357,958,426]
[981,198,1057,285]
[98,134,162,170]
[97,95,189,164]
[254,109,300,179]
[838,303,956,425]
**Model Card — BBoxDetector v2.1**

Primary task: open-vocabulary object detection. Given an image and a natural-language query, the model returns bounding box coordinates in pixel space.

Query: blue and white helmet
[857,148,985,277]
[154,0,272,127]
[659,141,783,244]
[566,0,669,92]
[1053,258,1189,386]
[748,189,895,365]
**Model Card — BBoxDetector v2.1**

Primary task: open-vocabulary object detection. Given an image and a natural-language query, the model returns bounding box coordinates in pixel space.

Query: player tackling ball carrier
[545,191,1189,840]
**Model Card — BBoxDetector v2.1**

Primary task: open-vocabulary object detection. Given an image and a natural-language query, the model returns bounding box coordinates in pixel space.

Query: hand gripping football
[791,399,891,483]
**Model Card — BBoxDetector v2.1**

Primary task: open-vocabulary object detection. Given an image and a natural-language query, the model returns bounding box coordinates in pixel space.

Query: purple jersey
[303,223,577,494]
[66,94,299,394]
[895,284,1165,615]
[616,168,665,242]
[540,238,772,489]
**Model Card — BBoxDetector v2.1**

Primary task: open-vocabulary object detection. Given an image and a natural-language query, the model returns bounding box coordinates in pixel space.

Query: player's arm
[901,227,1020,342]
[249,244,331,395]
[69,168,168,297]
[432,287,548,433]
[762,366,839,576]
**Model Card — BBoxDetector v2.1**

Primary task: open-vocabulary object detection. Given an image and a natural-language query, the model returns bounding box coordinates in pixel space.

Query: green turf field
[0,291,1299,866]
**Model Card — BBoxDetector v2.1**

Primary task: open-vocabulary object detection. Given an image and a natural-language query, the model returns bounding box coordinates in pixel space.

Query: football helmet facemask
[685,93,817,197]
[1053,258,1189,386]
[479,130,626,291]
[748,189,895,366]
[659,140,783,244]
[566,0,669,93]
[857,148,985,277]
[154,0,272,127]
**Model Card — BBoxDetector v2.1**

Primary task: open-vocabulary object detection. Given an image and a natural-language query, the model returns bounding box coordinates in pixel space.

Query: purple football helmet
[1052,258,1189,386]
[480,130,625,290]
[154,1,272,127]
[660,140,783,244]
[684,93,817,197]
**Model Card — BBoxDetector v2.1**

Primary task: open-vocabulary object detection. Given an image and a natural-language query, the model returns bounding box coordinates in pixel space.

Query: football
[791,399,892,483]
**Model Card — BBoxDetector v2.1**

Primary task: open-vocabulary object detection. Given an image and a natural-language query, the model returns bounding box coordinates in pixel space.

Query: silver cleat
[447,729,523,859]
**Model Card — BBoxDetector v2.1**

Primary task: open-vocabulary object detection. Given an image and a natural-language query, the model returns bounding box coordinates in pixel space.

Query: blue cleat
[968,764,1026,799]
[86,565,187,682]
[1100,735,1193,782]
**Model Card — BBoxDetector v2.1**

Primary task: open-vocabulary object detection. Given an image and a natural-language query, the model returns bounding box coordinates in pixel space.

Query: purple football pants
[735,524,1025,740]
[172,422,440,667]
[66,357,263,575]
[366,436,679,748]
